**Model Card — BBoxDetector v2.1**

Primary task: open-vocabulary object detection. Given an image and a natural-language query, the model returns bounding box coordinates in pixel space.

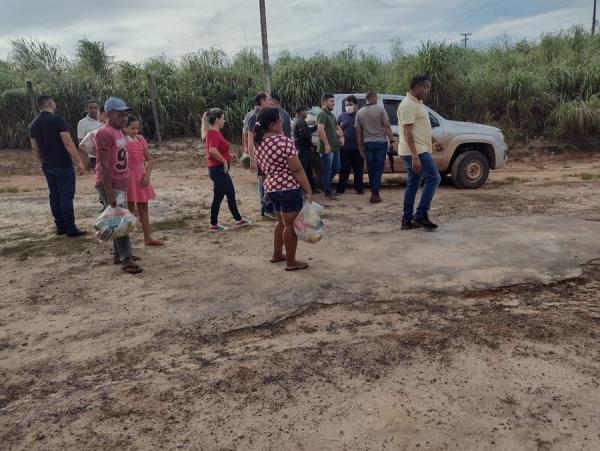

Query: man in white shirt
[77,100,102,170]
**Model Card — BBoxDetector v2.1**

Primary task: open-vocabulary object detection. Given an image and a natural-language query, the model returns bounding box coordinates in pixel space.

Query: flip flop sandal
[285,262,309,271]
[270,255,286,263]
[145,240,164,246]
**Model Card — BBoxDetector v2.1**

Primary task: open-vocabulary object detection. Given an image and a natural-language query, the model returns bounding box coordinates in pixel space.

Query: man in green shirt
[317,93,344,199]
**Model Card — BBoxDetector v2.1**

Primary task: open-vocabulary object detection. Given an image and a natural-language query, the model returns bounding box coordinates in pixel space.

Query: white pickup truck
[308,93,509,189]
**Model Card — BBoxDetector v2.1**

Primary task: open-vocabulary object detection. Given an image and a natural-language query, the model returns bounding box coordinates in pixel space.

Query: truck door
[428,112,445,168]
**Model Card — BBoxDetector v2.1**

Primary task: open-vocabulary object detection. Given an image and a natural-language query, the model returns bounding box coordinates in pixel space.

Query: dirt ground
[1,141,600,451]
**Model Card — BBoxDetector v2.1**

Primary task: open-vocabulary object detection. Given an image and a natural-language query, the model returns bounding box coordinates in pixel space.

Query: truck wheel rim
[464,161,483,182]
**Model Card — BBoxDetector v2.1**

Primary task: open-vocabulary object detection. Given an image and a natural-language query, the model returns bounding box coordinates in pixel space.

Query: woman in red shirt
[201,108,252,232]
[254,108,313,271]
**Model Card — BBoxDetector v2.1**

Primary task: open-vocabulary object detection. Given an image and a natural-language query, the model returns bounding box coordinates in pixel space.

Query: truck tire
[451,150,490,189]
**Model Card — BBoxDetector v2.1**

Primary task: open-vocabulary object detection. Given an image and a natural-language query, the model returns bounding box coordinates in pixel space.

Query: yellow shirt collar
[407,93,423,104]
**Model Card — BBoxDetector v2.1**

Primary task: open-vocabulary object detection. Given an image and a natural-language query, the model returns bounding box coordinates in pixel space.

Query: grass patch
[0,235,90,261]
[579,173,600,180]
[495,176,527,186]
[567,172,600,180]
[151,212,206,232]
[152,217,188,232]
[0,187,32,193]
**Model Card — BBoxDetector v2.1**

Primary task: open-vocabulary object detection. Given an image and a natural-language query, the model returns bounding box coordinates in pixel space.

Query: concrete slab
[160,214,600,331]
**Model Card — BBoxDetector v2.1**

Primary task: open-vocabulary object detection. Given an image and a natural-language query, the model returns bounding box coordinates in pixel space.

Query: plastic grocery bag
[94,206,136,241]
[294,201,324,243]
[94,193,136,241]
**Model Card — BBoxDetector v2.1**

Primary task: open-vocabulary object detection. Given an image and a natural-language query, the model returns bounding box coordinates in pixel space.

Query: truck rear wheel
[451,151,489,189]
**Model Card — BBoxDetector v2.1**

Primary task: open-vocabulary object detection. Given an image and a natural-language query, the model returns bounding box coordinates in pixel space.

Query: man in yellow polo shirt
[397,75,442,231]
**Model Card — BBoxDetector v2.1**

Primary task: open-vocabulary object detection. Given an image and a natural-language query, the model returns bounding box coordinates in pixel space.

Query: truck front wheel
[451,151,490,189]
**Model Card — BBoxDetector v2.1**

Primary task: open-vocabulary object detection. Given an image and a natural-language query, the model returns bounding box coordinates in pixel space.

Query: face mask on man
[345,105,355,114]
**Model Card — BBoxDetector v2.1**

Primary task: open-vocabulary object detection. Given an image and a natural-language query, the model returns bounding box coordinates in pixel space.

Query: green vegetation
[2,27,600,149]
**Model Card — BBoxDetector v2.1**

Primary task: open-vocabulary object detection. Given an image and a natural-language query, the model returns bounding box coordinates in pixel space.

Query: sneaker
[262,211,277,220]
[325,193,339,200]
[56,229,66,236]
[414,216,438,230]
[66,229,87,237]
[356,191,365,195]
[335,190,345,195]
[208,224,229,232]
[369,194,382,203]
[401,220,422,230]
[235,218,253,228]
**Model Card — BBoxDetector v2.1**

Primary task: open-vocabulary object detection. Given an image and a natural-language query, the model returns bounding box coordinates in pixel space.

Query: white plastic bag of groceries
[94,192,136,241]
[294,201,324,243]
[94,206,136,241]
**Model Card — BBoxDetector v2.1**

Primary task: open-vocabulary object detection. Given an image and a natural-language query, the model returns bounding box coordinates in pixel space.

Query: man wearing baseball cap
[95,97,143,274]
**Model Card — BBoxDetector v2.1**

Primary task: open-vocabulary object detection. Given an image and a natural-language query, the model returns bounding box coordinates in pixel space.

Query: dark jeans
[298,147,316,189]
[209,165,242,226]
[42,166,77,234]
[337,148,364,193]
[401,152,441,221]
[363,141,388,196]
[319,150,341,195]
[96,186,133,265]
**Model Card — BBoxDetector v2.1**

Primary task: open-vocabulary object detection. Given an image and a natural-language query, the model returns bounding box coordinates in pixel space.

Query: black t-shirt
[29,112,72,168]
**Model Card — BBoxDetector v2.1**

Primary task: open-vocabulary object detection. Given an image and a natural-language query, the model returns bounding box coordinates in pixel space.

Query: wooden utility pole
[460,33,472,48]
[259,0,271,92]
[593,0,598,36]
[147,73,162,146]
[26,81,37,116]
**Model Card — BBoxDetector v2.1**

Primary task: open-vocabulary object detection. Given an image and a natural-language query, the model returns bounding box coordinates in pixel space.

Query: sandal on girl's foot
[208,224,229,232]
[285,262,309,271]
[145,239,164,246]
[121,263,143,274]
[270,255,286,263]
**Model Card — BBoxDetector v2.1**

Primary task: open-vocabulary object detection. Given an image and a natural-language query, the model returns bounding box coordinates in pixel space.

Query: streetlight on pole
[259,0,271,92]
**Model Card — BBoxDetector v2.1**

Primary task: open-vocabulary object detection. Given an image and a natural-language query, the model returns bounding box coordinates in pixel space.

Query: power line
[460,33,472,48]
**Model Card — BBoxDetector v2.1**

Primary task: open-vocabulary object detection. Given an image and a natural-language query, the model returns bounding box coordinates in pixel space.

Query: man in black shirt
[29,95,86,237]
[292,105,316,190]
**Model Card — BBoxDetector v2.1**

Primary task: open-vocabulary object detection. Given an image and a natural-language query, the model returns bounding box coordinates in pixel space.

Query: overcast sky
[0,0,593,61]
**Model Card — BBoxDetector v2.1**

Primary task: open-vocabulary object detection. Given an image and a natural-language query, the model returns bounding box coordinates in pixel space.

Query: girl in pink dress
[124,116,164,246]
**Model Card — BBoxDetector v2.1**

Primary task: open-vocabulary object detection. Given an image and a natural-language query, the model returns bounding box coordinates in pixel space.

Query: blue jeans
[96,186,133,265]
[319,150,341,195]
[401,152,441,221]
[42,166,77,234]
[363,141,388,195]
[257,175,274,215]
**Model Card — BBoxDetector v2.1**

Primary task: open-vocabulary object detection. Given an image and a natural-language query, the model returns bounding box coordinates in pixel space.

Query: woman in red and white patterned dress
[254,108,313,271]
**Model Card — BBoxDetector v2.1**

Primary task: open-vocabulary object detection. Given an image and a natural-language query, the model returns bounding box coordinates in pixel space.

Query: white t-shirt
[77,116,102,156]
